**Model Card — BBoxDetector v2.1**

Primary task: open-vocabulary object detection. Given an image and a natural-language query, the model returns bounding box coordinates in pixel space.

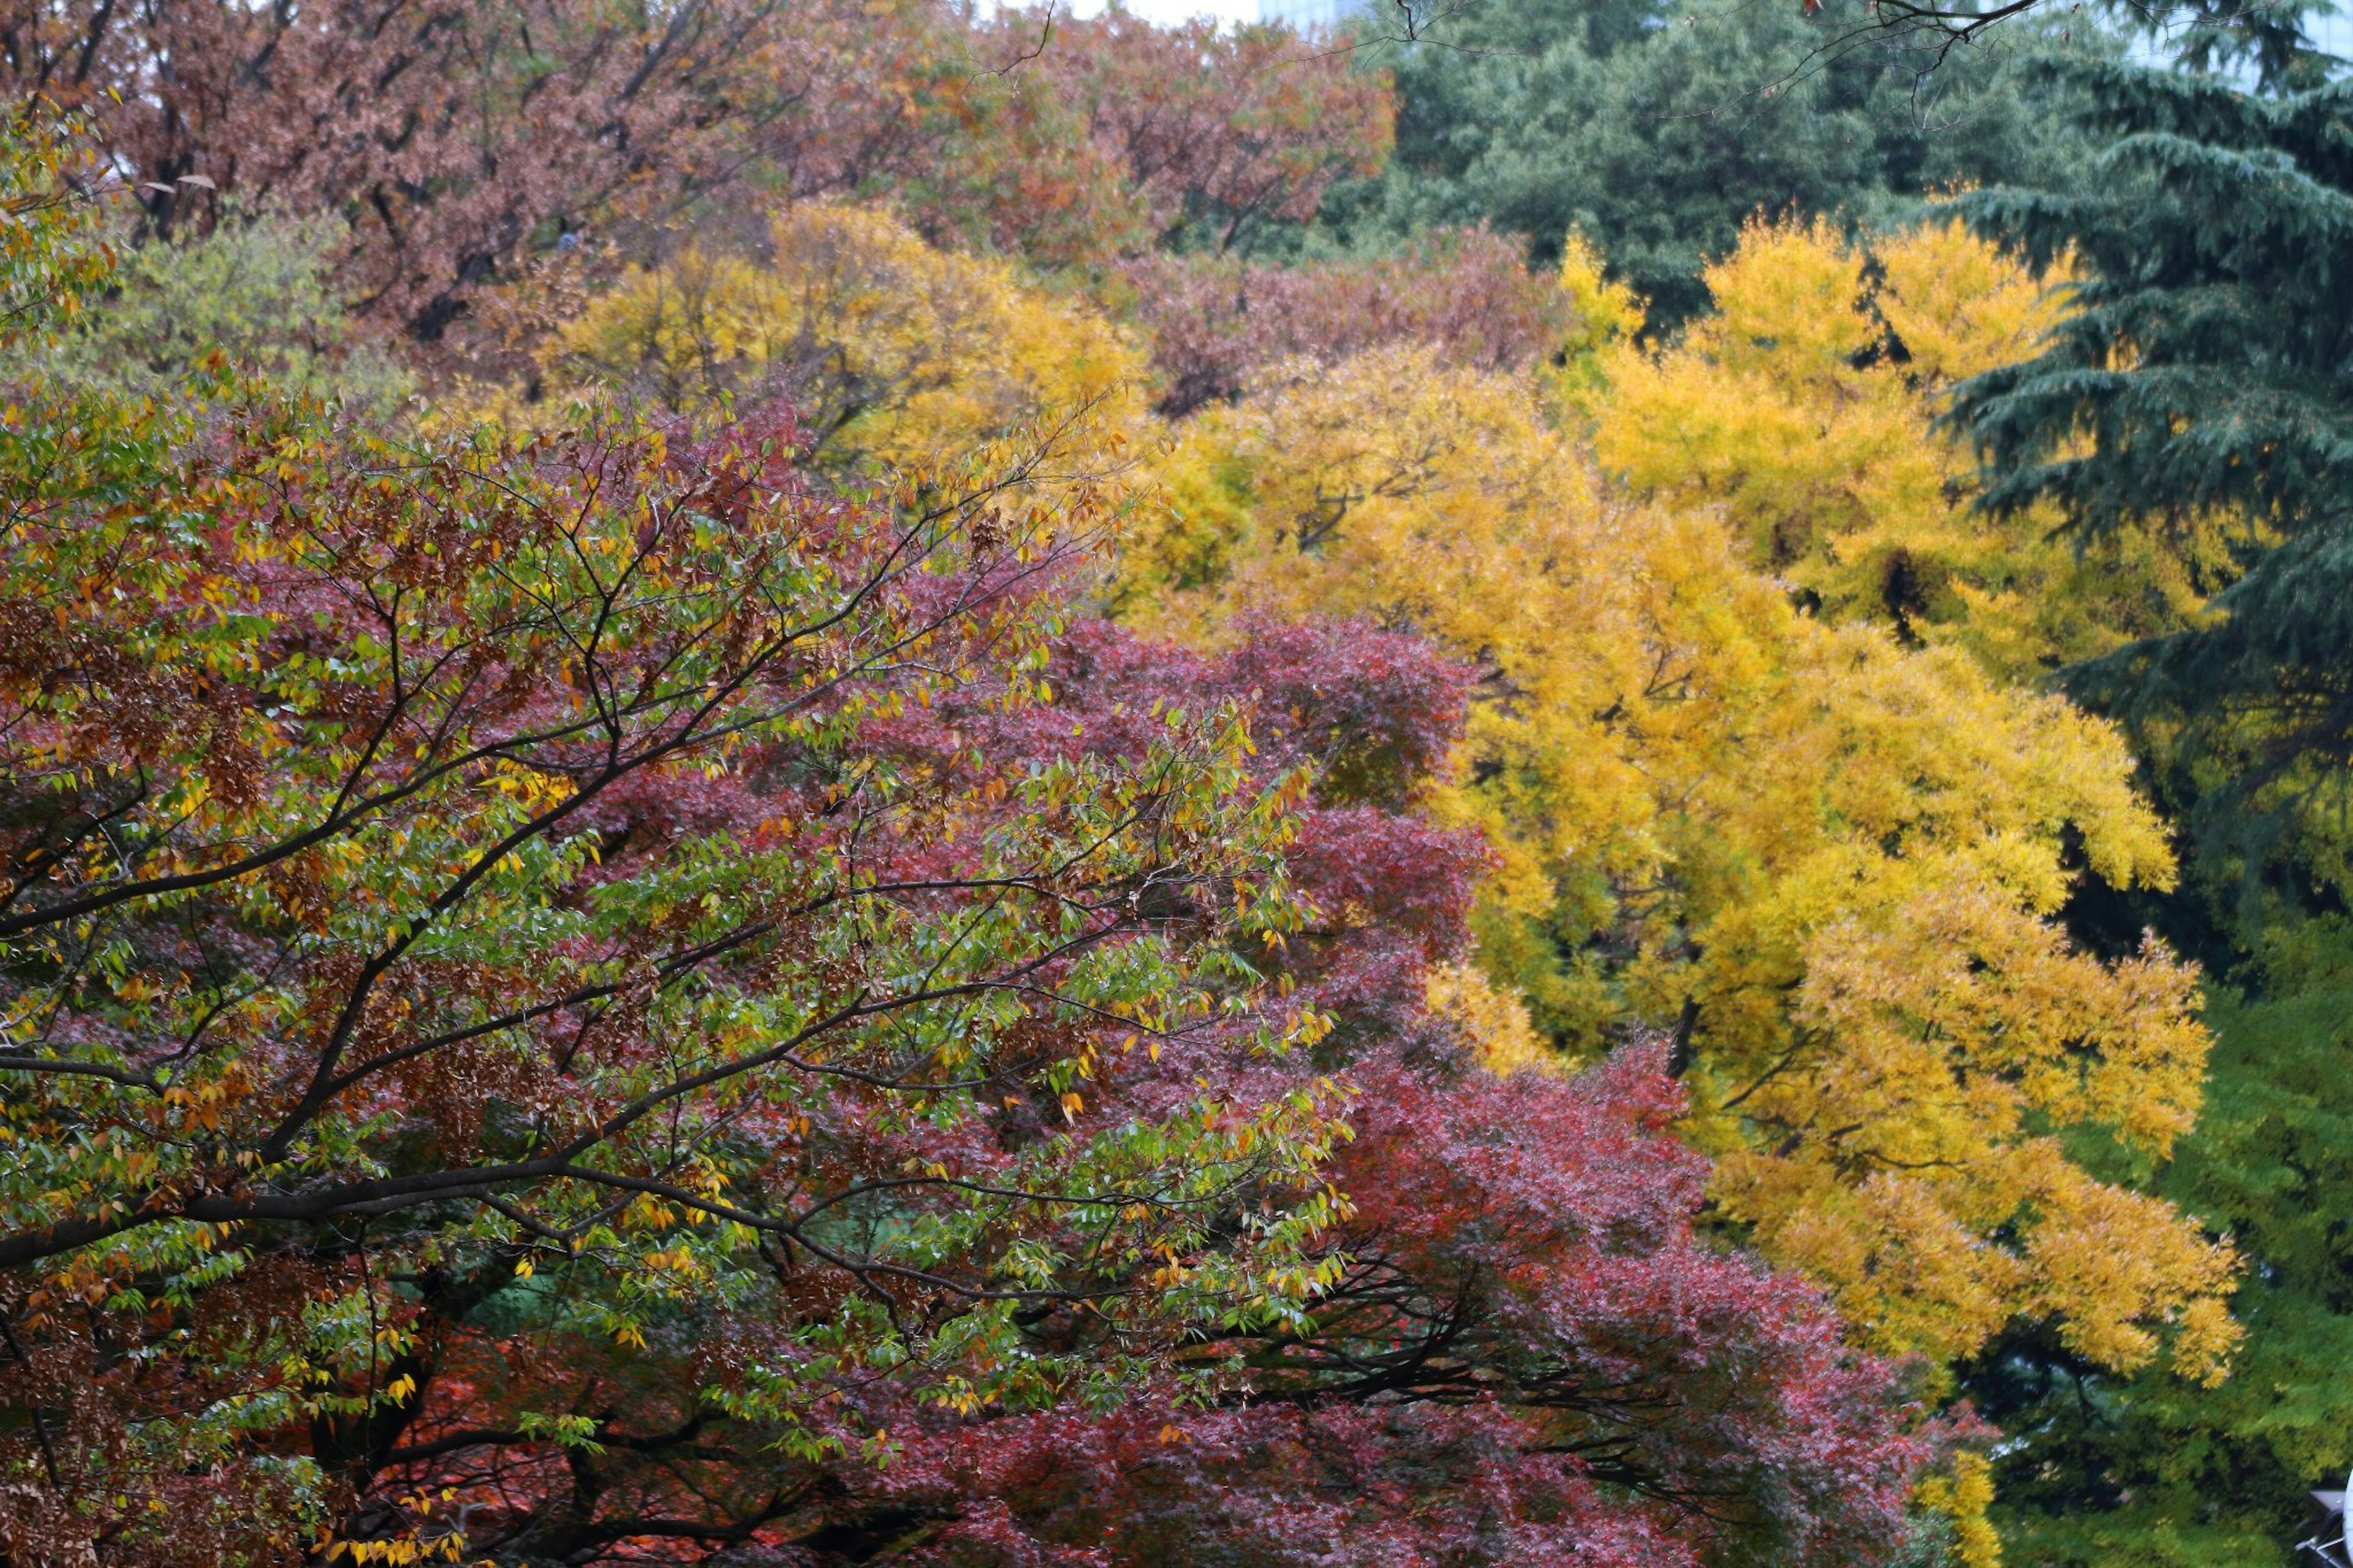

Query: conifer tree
[1322,0,2101,329]
[1948,59,2353,1565]
[1953,60,2353,883]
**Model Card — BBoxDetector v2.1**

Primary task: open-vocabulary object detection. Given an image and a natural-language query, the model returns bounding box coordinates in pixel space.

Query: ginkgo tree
[531,202,1149,471]
[1592,216,2238,684]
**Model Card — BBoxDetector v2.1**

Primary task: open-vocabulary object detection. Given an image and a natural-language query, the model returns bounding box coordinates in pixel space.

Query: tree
[1968,922,2353,1567]
[38,210,417,417]
[4,0,1009,341]
[531,202,1148,468]
[1116,225,1561,419]
[716,613,1936,1568]
[1007,9,1395,259]
[1321,0,2101,331]
[0,132,1351,1559]
[1950,60,2353,895]
[1,0,1396,363]
[1119,335,2240,1408]
[1591,214,2234,683]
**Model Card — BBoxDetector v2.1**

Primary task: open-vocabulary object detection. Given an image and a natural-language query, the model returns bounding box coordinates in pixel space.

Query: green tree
[42,211,415,416]
[1322,0,2107,329]
[1947,58,2353,1565]
[1953,60,2353,895]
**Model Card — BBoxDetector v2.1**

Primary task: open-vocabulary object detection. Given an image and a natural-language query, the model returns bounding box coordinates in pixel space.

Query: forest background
[3,0,2351,1562]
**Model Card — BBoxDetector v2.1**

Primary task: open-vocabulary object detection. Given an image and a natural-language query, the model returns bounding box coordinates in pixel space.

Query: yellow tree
[1124,339,2239,1395]
[537,202,1148,468]
[1591,217,2240,682]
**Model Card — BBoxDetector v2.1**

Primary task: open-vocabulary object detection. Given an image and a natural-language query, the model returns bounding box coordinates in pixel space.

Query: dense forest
[2,0,2350,1562]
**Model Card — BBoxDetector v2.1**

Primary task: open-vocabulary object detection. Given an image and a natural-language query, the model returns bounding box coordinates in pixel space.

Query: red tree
[1118,228,1562,415]
[790,616,1933,1567]
[1004,10,1395,257]
[2,0,1397,350]
[192,602,1933,1565]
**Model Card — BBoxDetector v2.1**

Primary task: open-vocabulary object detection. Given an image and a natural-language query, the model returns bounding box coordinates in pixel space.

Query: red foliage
[9,0,1017,337]
[703,613,1938,1567]
[5,0,1395,347]
[823,1048,1928,1568]
[1121,227,1563,415]
[900,10,1393,269]
[1008,10,1395,256]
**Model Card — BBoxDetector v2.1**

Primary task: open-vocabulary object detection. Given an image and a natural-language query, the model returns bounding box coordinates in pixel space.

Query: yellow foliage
[1548,230,1645,407]
[1425,963,1555,1075]
[1126,338,2236,1382]
[1593,216,2237,681]
[543,203,1148,468]
[1917,1449,2003,1568]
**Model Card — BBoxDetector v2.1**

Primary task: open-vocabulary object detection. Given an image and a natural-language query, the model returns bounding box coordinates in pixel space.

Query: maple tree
[0,136,1341,1560]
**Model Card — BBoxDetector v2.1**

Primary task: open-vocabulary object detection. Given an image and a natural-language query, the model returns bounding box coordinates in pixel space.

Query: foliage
[1787,55,2353,1567]
[0,102,115,347]
[1124,338,2238,1394]
[1322,0,2106,330]
[1118,225,1563,417]
[743,613,1935,1568]
[1952,61,2353,898]
[44,211,415,415]
[0,111,1942,1566]
[1965,921,2353,1566]
[1000,9,1395,259]
[4,0,1393,365]
[1594,215,2233,683]
[540,202,1146,467]
[0,142,1345,1556]
[4,0,1015,341]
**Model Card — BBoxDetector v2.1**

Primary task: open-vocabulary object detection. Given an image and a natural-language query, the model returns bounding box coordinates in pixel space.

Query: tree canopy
[9,4,2353,1562]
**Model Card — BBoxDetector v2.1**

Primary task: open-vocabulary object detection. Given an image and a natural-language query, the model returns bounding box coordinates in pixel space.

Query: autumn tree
[1118,225,1561,419]
[1591,215,2235,683]
[8,0,1026,340]
[0,129,1351,1560]
[533,202,1148,469]
[0,110,1945,1567]
[1010,9,1394,259]
[1120,331,2240,1418]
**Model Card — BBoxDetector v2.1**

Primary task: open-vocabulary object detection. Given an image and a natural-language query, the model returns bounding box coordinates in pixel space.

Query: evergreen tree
[1322,0,2105,328]
[1950,58,2353,1564]
[1952,60,2353,891]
